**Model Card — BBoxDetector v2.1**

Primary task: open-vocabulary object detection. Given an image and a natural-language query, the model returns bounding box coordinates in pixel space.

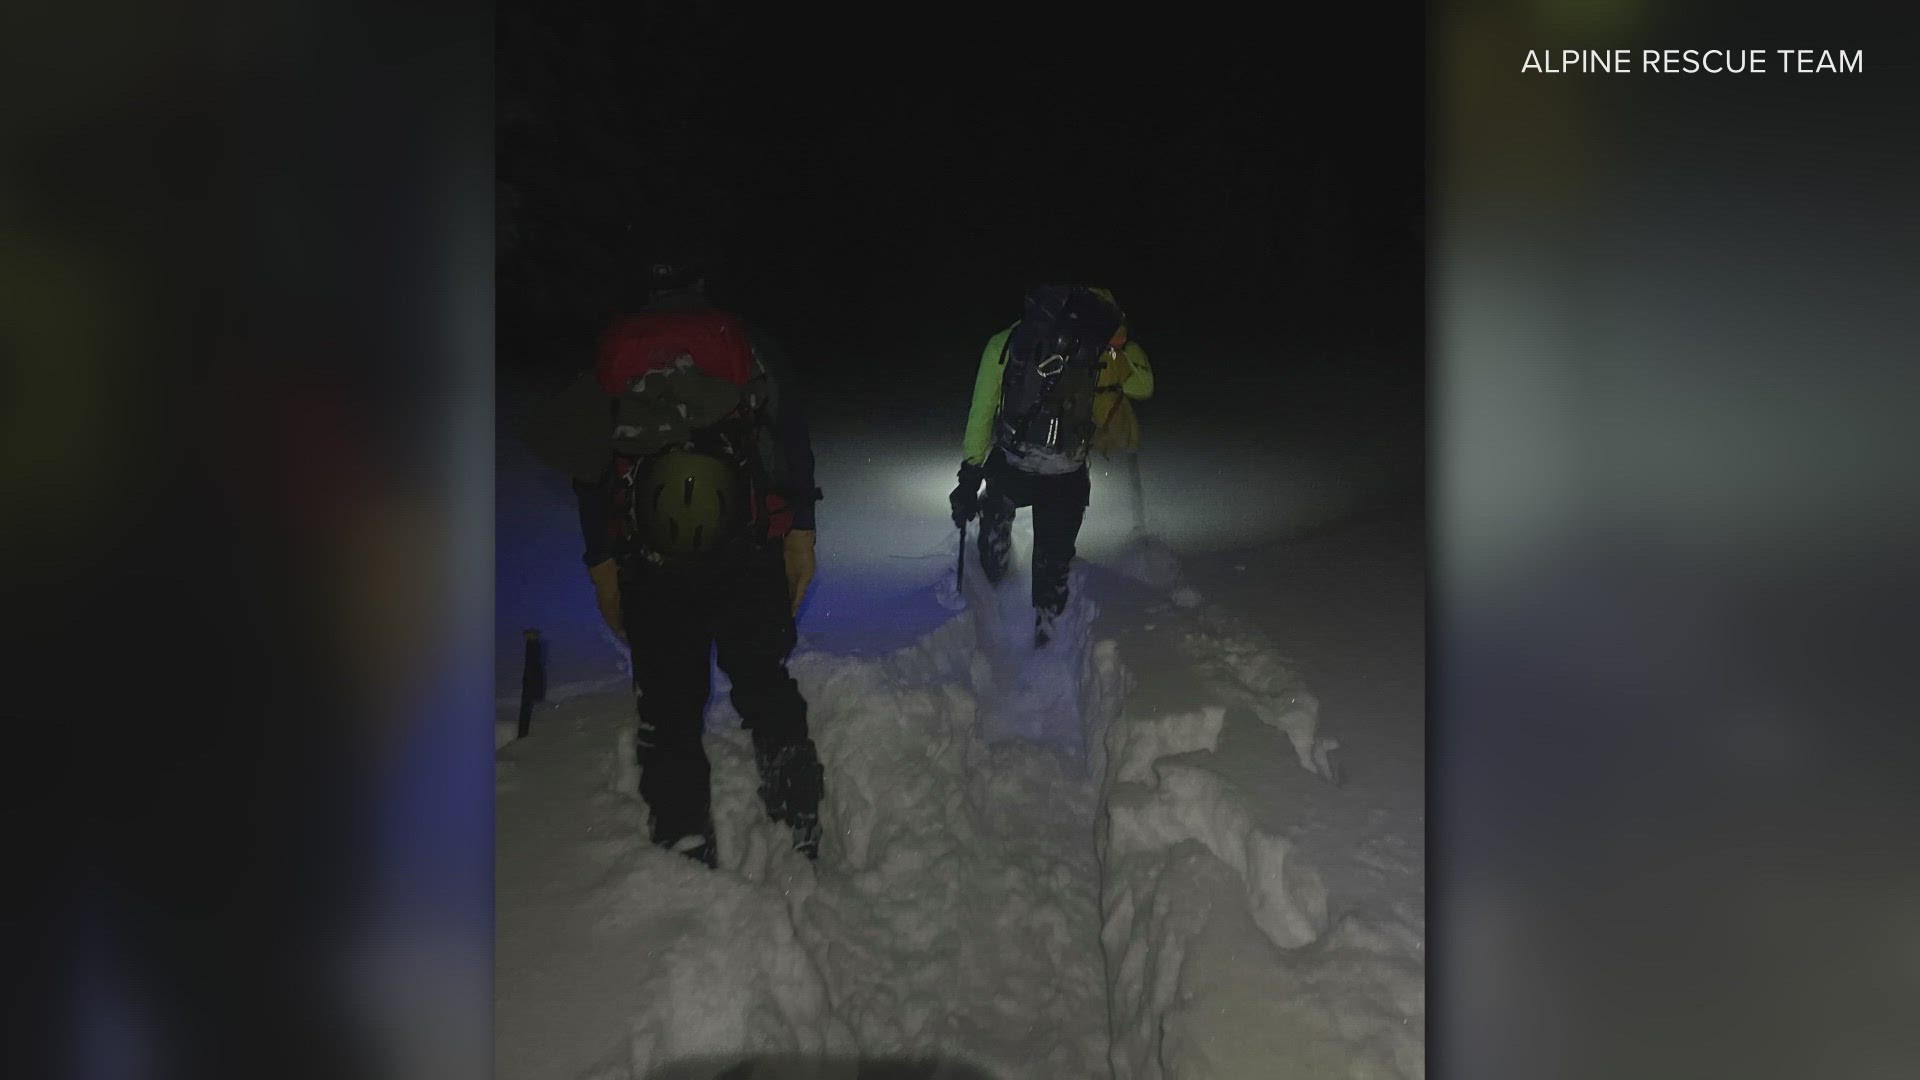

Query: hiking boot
[1035,606,1061,648]
[664,831,717,869]
[790,810,821,861]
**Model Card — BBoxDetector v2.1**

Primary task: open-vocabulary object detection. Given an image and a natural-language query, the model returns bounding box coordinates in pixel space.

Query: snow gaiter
[751,733,824,825]
[978,494,1016,583]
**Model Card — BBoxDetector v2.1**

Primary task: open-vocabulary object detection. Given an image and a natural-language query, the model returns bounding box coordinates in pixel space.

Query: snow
[1097,608,1419,1080]
[497,398,1424,1078]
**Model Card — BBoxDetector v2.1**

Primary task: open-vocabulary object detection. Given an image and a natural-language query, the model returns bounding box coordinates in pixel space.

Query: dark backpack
[994,285,1124,471]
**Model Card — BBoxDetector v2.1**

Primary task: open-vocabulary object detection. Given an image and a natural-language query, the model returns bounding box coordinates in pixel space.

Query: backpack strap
[711,390,778,542]
[988,327,1015,441]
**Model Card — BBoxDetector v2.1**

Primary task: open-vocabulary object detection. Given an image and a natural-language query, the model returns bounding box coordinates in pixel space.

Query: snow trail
[496,406,1424,1078]
[688,524,1122,1078]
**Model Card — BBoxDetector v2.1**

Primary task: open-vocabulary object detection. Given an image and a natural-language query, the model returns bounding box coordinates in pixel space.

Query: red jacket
[597,307,756,394]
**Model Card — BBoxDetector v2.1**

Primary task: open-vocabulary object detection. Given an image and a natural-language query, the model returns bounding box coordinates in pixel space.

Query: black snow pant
[977,452,1091,618]
[617,538,823,847]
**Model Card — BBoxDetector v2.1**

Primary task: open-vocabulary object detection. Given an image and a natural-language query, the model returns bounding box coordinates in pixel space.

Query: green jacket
[963,324,1154,465]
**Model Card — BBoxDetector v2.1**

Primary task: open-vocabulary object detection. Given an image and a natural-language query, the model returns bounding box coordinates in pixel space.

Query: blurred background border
[1435,3,1919,1077]
[5,1,1917,1077]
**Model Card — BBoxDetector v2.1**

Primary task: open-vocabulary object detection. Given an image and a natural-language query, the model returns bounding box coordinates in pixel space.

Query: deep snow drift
[496,399,1424,1078]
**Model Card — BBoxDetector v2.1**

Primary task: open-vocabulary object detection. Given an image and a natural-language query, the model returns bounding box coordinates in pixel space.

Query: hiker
[949,284,1154,646]
[525,259,824,866]
[1087,286,1154,532]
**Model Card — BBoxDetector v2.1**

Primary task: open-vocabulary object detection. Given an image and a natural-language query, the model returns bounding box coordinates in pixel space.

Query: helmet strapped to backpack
[626,447,747,557]
[994,284,1123,473]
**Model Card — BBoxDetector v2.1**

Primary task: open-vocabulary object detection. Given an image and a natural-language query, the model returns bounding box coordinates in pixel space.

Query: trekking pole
[956,520,968,593]
[517,628,546,739]
[1127,449,1148,534]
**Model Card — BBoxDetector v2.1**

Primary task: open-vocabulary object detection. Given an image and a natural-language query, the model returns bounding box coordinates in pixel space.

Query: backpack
[595,306,789,559]
[994,285,1124,473]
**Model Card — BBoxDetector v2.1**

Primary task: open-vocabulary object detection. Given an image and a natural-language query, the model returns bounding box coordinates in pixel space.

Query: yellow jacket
[1088,286,1152,454]
[1092,336,1152,453]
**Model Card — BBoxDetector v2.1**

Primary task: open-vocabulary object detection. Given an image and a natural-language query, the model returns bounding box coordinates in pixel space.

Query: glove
[949,460,985,528]
[783,529,816,618]
[587,558,625,641]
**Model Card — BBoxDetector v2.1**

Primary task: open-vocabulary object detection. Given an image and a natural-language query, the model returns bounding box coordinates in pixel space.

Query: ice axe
[517,628,546,739]
[1127,449,1148,534]
[956,520,968,594]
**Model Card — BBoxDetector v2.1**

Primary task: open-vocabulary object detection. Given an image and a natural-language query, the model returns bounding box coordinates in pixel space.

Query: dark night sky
[499,5,1423,409]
